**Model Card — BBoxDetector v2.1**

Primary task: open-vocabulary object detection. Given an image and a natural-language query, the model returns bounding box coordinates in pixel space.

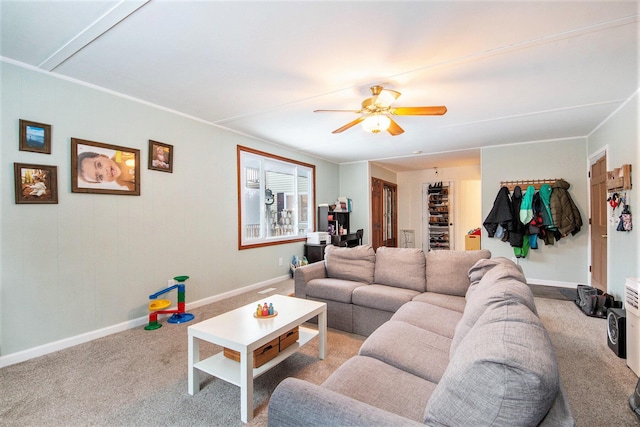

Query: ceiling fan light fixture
[362,114,391,133]
[375,89,400,107]
[315,85,445,135]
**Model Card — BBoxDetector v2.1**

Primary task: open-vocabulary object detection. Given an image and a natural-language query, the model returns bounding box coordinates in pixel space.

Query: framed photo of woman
[71,138,141,195]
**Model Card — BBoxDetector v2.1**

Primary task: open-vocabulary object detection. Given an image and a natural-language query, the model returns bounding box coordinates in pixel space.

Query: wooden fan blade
[391,106,447,116]
[387,117,405,136]
[314,109,362,113]
[332,116,365,134]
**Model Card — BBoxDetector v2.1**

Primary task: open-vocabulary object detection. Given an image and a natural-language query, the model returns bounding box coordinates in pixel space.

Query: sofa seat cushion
[306,278,368,303]
[451,261,536,356]
[412,292,466,313]
[323,355,437,422]
[325,244,376,283]
[391,301,462,339]
[359,320,451,383]
[426,249,491,296]
[424,302,559,427]
[374,246,426,292]
[352,284,420,312]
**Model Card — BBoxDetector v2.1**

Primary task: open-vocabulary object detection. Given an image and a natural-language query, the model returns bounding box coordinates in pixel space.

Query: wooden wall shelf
[606,164,632,191]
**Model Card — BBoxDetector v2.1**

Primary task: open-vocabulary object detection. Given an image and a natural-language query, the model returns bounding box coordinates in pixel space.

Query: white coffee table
[187,294,327,422]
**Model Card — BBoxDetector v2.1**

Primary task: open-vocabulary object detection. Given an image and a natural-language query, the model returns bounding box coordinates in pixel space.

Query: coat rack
[500,179,560,192]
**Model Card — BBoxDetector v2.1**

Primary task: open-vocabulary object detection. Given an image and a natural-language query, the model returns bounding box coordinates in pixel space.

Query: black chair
[332,235,348,247]
[356,229,363,245]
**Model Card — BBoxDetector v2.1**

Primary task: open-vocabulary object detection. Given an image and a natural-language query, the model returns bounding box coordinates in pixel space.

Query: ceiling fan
[314,85,447,136]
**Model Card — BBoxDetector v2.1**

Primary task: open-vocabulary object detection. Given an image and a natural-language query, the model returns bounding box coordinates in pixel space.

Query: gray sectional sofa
[268,246,575,426]
[293,245,491,336]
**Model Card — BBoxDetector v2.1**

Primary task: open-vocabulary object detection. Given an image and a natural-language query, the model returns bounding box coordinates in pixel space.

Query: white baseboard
[526,278,579,289]
[187,274,291,310]
[0,274,291,369]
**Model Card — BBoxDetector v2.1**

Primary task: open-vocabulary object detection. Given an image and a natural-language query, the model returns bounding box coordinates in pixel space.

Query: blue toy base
[167,313,195,324]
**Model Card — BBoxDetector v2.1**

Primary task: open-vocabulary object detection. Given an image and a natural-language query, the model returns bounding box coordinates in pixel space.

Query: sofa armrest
[268,378,424,427]
[294,262,327,299]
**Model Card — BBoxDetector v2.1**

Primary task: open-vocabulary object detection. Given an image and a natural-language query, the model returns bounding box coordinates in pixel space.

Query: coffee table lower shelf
[193,326,318,386]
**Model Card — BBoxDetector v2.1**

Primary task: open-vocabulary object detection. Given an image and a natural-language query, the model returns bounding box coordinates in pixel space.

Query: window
[238,145,315,249]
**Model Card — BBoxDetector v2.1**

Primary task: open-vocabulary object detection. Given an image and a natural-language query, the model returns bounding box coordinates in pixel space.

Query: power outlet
[279,257,283,266]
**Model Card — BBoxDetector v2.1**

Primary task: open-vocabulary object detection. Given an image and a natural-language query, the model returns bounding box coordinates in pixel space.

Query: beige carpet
[0,280,638,426]
[534,297,639,427]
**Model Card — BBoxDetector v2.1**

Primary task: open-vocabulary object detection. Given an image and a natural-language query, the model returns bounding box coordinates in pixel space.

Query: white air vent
[625,278,640,316]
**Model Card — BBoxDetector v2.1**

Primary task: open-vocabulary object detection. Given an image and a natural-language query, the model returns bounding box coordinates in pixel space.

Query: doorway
[590,153,607,292]
[371,178,397,250]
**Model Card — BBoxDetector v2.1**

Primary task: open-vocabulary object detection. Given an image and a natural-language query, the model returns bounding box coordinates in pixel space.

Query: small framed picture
[71,138,141,195]
[148,140,173,173]
[14,163,58,204]
[19,119,52,154]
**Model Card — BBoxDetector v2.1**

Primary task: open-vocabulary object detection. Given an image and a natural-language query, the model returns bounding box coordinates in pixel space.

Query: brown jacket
[549,179,582,237]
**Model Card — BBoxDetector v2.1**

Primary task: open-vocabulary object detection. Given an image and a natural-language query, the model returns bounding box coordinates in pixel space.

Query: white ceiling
[1,1,638,172]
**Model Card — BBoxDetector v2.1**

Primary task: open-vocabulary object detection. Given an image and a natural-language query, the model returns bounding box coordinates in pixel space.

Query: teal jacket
[519,185,536,224]
[538,184,554,228]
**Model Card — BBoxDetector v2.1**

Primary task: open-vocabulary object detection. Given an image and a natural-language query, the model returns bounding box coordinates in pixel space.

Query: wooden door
[382,183,397,247]
[590,155,607,292]
[371,178,397,250]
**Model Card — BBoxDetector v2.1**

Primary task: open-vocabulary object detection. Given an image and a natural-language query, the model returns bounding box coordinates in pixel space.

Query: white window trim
[237,145,315,250]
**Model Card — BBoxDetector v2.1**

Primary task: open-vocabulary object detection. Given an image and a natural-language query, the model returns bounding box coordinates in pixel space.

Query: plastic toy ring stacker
[144,275,194,330]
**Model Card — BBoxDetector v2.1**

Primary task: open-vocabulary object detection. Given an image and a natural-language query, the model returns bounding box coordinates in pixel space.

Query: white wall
[338,162,369,243]
[587,91,639,300]
[370,162,397,184]
[481,138,589,285]
[396,165,481,251]
[0,62,339,357]
[456,180,483,249]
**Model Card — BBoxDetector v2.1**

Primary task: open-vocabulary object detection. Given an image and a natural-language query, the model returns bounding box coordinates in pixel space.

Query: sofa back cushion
[425,249,491,296]
[450,260,534,356]
[374,247,426,292]
[325,245,376,284]
[424,302,559,427]
[466,257,516,300]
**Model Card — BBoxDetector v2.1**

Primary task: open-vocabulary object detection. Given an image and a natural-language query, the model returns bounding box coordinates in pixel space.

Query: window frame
[237,145,316,250]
